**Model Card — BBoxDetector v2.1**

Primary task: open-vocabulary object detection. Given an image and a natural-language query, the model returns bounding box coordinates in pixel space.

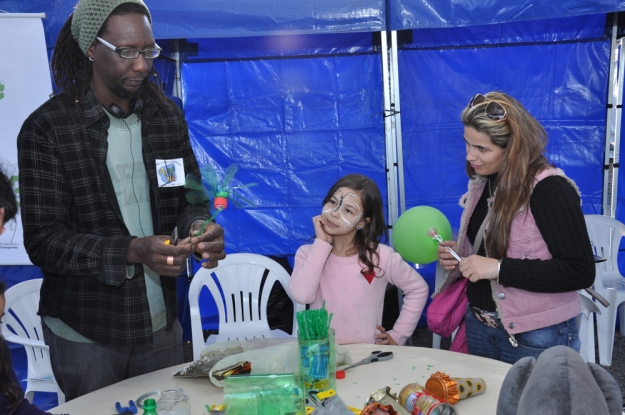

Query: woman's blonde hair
[461,92,551,258]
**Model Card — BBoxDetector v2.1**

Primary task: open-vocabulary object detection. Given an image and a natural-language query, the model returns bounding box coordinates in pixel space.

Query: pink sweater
[289,239,429,345]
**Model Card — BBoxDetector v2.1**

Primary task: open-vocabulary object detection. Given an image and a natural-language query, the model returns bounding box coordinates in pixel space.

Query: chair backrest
[188,253,301,359]
[578,292,601,318]
[584,214,625,285]
[1,279,48,377]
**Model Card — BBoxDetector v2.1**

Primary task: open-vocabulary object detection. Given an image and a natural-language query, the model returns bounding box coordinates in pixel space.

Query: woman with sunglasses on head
[435,91,595,364]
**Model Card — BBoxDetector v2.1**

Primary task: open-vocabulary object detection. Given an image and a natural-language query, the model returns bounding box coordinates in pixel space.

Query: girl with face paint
[289,174,429,346]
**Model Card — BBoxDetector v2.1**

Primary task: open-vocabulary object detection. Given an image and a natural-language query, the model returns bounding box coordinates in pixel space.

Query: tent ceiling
[388,0,625,30]
[2,0,623,48]
[149,0,387,39]
[0,0,386,47]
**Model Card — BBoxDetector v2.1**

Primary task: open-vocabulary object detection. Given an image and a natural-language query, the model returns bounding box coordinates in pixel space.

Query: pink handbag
[427,277,468,338]
[427,212,488,354]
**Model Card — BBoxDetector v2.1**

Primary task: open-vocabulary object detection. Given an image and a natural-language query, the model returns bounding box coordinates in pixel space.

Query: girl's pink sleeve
[385,250,430,345]
[289,238,333,304]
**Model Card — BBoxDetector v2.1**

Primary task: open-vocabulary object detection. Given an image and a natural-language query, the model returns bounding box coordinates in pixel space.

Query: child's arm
[375,324,398,345]
[289,239,333,304]
[384,250,430,345]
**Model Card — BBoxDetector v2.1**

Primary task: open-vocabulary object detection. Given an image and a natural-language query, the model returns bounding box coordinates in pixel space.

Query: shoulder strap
[472,211,490,255]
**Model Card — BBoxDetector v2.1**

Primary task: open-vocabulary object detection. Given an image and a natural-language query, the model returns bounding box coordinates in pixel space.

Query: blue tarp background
[0,0,623,342]
[388,0,625,30]
[184,53,386,255]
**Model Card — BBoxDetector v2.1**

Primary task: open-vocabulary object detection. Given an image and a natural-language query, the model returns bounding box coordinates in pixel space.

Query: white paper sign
[0,14,52,265]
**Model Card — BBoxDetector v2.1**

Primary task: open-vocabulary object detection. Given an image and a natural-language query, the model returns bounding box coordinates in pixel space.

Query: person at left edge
[1,168,66,414]
[16,0,225,401]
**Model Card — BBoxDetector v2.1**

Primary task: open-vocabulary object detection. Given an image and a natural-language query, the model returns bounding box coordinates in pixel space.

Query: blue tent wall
[395,13,610,305]
[388,0,625,30]
[182,47,387,255]
[400,15,608,216]
[0,0,622,329]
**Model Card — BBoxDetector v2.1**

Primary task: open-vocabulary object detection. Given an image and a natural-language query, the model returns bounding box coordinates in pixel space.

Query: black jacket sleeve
[498,175,595,293]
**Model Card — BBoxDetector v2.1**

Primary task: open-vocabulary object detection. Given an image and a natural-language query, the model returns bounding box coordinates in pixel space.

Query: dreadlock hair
[461,91,551,259]
[51,3,166,105]
[321,174,387,277]
[0,280,24,415]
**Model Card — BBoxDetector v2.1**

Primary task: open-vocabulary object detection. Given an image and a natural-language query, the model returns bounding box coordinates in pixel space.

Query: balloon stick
[428,227,461,262]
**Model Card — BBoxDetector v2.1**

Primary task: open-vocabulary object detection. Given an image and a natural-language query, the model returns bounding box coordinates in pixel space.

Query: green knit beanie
[71,0,152,55]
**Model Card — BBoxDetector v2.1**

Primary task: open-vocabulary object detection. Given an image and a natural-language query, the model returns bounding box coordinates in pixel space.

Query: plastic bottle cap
[336,370,346,379]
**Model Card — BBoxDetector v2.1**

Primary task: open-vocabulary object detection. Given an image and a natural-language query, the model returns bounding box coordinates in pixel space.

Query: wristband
[497,259,502,283]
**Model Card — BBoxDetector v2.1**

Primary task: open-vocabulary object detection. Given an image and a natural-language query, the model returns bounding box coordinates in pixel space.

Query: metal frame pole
[603,14,623,218]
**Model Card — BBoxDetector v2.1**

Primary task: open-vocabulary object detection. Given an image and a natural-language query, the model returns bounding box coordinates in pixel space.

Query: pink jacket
[289,239,429,345]
[438,167,581,335]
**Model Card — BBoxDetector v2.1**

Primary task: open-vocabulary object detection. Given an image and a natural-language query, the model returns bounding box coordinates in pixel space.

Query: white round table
[50,343,511,415]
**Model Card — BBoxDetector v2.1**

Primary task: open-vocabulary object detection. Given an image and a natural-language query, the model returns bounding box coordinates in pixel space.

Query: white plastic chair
[584,214,625,366]
[188,253,304,360]
[1,279,65,405]
[577,290,601,363]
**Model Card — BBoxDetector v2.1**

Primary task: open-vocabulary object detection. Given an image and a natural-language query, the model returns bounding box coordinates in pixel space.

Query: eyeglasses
[96,37,161,59]
[468,93,507,122]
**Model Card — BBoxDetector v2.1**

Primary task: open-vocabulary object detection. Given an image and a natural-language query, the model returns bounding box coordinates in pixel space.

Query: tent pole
[603,14,623,217]
[382,30,411,344]
[173,39,183,102]
[381,31,398,244]
[391,31,406,216]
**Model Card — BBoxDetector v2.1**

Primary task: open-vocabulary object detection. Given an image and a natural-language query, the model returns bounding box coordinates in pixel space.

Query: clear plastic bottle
[156,388,190,415]
[142,398,158,415]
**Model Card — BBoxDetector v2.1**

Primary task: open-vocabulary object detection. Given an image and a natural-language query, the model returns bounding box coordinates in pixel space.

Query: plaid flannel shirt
[17,89,210,347]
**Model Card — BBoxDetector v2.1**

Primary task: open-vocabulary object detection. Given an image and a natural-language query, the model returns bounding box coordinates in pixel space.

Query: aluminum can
[398,383,459,415]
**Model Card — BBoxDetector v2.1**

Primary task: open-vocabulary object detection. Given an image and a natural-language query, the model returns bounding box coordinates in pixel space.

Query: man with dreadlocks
[16,0,226,400]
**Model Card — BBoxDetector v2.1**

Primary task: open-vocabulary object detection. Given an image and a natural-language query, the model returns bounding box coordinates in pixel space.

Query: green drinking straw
[296,301,333,340]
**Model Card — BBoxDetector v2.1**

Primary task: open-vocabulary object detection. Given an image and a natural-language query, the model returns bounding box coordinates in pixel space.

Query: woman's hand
[437,241,459,270]
[313,215,333,245]
[458,255,499,282]
[375,325,398,345]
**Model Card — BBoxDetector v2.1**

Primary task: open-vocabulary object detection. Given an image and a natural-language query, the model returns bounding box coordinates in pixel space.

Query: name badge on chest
[155,158,185,187]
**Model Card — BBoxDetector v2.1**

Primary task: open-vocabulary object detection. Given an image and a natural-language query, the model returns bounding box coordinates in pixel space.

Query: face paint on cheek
[320,188,363,231]
[340,192,362,230]
[322,188,345,217]
[340,212,362,230]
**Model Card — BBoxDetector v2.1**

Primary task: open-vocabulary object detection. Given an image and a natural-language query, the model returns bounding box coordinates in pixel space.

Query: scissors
[164,226,178,245]
[342,350,394,371]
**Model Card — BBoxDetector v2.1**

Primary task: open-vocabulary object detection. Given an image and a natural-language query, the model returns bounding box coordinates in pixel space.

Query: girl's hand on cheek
[313,215,333,245]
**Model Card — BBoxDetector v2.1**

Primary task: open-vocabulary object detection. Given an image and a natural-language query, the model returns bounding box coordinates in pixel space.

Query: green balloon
[393,206,453,264]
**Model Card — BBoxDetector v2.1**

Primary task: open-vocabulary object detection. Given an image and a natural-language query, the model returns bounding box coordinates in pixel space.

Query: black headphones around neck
[103,98,143,119]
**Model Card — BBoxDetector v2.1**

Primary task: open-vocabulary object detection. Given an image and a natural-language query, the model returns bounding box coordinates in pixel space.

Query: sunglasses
[468,93,507,122]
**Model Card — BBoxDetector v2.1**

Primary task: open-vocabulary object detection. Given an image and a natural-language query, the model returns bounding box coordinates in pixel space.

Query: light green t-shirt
[45,112,166,342]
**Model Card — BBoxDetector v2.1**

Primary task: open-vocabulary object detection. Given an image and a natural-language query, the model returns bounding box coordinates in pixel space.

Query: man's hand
[190,222,226,269]
[127,235,194,276]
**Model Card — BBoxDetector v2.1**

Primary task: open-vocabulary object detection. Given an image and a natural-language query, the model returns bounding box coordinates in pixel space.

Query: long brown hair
[321,174,387,276]
[0,281,23,415]
[51,3,165,104]
[461,92,551,258]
